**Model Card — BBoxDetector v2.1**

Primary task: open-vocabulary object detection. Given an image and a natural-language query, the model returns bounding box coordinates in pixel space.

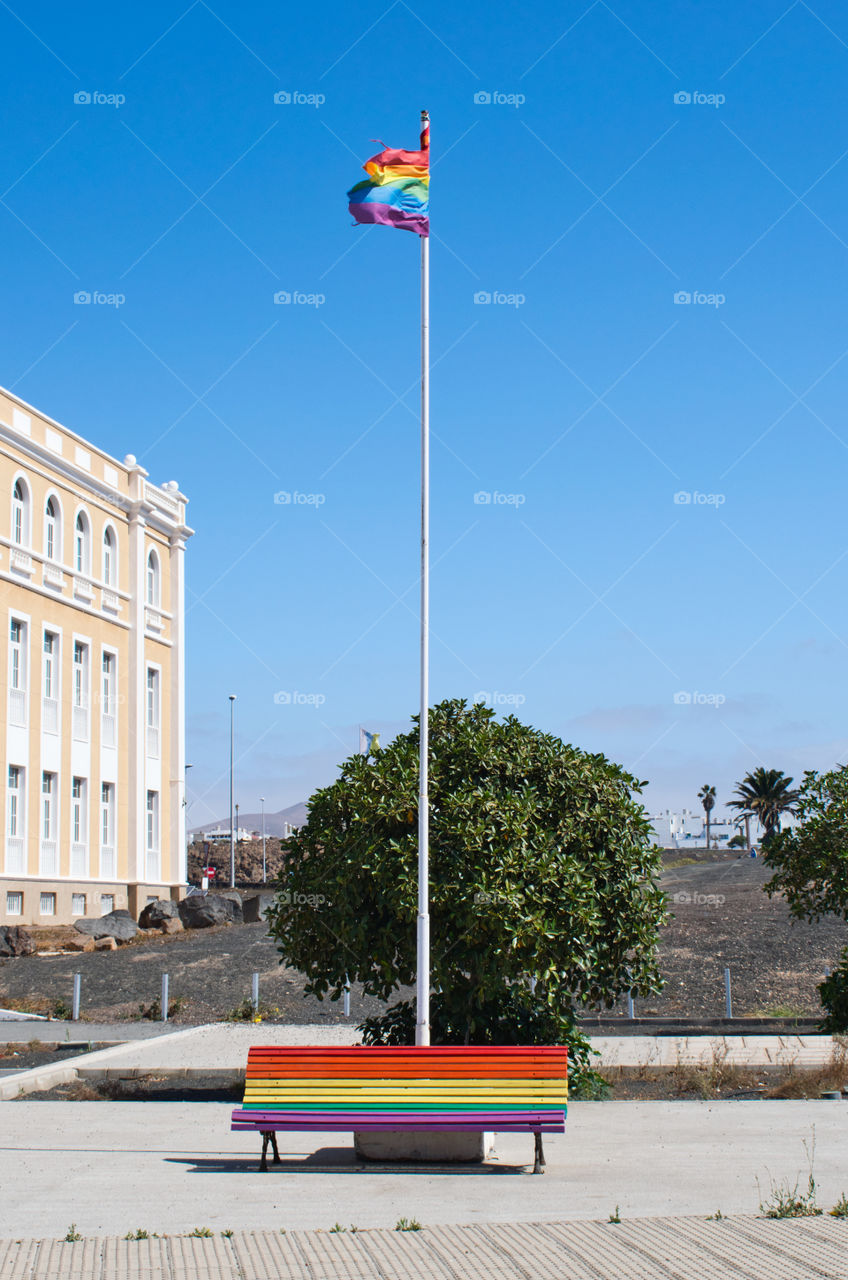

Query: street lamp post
[229,695,236,888]
[260,797,266,883]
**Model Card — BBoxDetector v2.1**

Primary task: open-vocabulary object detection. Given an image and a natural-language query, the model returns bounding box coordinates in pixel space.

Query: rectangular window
[100,893,115,913]
[6,891,22,916]
[73,642,87,707]
[8,766,22,837]
[102,652,115,716]
[71,893,86,916]
[39,892,56,916]
[101,782,113,847]
[42,772,55,839]
[43,632,57,699]
[72,642,89,742]
[72,777,86,843]
[146,668,160,758]
[9,619,25,690]
[146,790,159,851]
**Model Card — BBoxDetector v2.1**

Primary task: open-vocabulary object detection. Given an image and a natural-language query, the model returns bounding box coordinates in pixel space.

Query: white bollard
[343,974,350,1018]
[72,973,81,1022]
[724,966,732,1019]
[252,972,260,1013]
[161,973,169,1022]
[627,993,635,1019]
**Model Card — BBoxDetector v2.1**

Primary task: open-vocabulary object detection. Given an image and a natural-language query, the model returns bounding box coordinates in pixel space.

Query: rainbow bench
[231,1045,568,1173]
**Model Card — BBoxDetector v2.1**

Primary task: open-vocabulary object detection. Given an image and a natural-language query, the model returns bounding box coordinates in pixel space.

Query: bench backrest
[237,1045,568,1123]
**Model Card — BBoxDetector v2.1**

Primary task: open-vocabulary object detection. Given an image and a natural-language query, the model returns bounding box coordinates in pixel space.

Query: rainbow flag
[347,118,429,237]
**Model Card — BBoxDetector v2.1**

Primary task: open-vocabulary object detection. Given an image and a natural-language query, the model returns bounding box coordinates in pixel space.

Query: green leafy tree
[698,784,716,849]
[764,765,848,1030]
[727,767,799,845]
[266,699,666,1089]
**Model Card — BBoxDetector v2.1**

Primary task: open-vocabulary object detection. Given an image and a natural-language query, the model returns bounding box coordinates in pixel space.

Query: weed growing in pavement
[758,1132,823,1218]
[395,1218,422,1232]
[706,1210,725,1220]
[830,1194,848,1219]
[221,1229,234,1238]
[608,1207,621,1224]
[224,998,277,1022]
[188,1227,214,1237]
[329,1224,346,1233]
[124,1229,156,1240]
[137,995,187,1021]
[63,1225,82,1242]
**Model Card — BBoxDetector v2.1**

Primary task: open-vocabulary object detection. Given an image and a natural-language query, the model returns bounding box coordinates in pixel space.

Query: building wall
[0,387,192,925]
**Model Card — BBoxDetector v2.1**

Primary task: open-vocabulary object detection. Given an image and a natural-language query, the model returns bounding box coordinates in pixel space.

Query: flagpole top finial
[421,108,429,120]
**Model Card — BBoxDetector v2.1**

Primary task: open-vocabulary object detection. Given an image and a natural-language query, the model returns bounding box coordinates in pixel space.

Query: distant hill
[190,800,308,838]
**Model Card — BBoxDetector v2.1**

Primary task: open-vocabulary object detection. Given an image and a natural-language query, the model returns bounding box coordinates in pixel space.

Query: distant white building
[647,809,742,849]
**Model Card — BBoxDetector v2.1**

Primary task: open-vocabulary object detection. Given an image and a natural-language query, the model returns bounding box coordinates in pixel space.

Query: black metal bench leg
[260,1131,270,1172]
[533,1132,546,1175]
[270,1132,281,1165]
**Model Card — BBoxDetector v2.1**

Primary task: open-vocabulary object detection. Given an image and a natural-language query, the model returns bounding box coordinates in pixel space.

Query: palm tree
[726,768,799,844]
[698,784,717,849]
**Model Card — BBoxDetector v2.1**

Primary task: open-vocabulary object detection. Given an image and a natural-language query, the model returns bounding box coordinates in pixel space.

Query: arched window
[74,511,91,575]
[102,526,116,586]
[44,496,60,561]
[146,549,160,607]
[11,479,30,546]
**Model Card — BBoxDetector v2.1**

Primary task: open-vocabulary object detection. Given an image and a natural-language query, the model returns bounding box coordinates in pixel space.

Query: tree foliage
[266,699,666,1081]
[764,765,848,1031]
[764,766,848,922]
[727,768,799,844]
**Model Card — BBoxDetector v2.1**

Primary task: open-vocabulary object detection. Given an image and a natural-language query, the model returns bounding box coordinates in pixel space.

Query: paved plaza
[1,1218,847,1279]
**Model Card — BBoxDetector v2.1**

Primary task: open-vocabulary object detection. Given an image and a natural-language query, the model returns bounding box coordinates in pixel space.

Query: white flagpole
[416,108,431,1048]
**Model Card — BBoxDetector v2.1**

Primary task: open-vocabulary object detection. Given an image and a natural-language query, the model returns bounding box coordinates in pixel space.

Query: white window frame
[146,789,160,856]
[9,617,26,691]
[71,893,86,917]
[43,631,57,700]
[39,892,56,916]
[6,891,23,917]
[72,777,86,844]
[72,638,90,741]
[44,494,61,562]
[146,665,160,758]
[146,548,160,606]
[8,766,23,838]
[100,782,116,879]
[102,524,116,587]
[74,509,91,575]
[11,476,30,547]
[42,772,56,840]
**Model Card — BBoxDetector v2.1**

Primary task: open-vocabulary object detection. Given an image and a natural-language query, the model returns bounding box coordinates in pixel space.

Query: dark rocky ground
[1,852,846,1026]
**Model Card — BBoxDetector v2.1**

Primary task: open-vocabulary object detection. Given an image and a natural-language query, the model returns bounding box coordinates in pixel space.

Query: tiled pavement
[1,1217,846,1280]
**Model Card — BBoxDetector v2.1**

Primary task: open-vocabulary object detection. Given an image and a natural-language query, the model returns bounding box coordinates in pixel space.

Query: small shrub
[395,1218,422,1232]
[220,1229,234,1238]
[225,999,266,1023]
[329,1224,346,1233]
[608,1206,621,1224]
[53,1000,73,1021]
[138,995,186,1021]
[64,1225,82,1243]
[820,951,848,1033]
[188,1227,213,1238]
[759,1130,825,1220]
[830,1194,848,1219]
[706,1210,725,1221]
[124,1229,153,1241]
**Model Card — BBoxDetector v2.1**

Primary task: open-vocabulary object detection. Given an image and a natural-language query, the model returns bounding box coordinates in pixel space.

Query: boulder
[0,925,35,957]
[63,935,96,952]
[242,892,276,923]
[138,898,180,929]
[177,895,237,929]
[159,917,183,935]
[74,909,139,943]
[94,936,117,951]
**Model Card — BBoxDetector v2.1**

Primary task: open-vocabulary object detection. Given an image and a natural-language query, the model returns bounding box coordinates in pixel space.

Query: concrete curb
[0,1024,208,1099]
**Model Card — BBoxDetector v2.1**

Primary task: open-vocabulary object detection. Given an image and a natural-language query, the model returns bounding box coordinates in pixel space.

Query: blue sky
[4,0,848,828]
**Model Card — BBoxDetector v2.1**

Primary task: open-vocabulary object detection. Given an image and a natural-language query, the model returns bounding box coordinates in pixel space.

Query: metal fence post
[343,974,350,1018]
[72,973,81,1022]
[252,972,259,1013]
[627,993,635,1019]
[724,966,732,1019]
[161,973,169,1022]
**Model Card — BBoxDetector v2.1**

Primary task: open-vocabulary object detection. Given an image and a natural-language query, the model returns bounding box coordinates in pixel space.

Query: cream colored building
[0,387,192,925]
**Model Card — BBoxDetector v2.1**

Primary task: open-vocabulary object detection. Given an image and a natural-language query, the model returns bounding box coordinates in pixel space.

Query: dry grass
[603,1040,848,1100]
